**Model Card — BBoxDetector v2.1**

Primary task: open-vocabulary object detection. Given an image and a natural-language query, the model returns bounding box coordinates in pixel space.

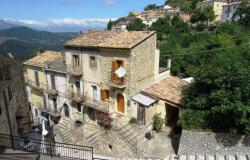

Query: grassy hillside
[0,27,78,60]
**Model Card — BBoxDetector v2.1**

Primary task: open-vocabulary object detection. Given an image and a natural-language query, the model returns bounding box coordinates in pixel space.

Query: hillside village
[0,0,249,159]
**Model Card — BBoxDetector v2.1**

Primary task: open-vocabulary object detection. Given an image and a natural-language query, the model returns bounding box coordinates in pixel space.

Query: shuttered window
[111,60,124,83]
[34,71,40,87]
[101,89,109,101]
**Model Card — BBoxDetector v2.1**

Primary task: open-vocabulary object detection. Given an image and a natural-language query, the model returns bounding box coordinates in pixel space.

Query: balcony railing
[45,85,58,96]
[83,96,109,114]
[67,64,82,77]
[27,80,45,91]
[35,102,61,118]
[69,91,84,103]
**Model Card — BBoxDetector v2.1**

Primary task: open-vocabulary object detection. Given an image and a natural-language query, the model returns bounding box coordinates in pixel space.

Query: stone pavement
[139,127,179,158]
[178,130,250,155]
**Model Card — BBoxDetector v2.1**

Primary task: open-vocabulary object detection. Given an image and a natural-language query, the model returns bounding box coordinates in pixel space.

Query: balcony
[67,64,82,77]
[27,80,45,91]
[83,96,109,114]
[37,105,61,117]
[45,85,58,96]
[69,91,84,103]
[109,75,127,88]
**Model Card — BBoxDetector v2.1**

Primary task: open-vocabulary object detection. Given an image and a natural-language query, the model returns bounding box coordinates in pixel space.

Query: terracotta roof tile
[64,30,155,49]
[23,51,63,67]
[143,76,189,106]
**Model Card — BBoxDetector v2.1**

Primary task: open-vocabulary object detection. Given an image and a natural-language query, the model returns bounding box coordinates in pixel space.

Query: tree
[144,4,157,11]
[150,16,171,40]
[190,7,215,25]
[107,19,118,30]
[126,18,147,31]
[234,4,250,27]
[181,45,250,134]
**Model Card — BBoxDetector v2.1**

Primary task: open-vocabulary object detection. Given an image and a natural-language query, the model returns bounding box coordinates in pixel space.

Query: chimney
[167,58,171,69]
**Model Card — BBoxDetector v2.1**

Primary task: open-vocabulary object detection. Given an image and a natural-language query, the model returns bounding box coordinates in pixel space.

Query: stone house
[196,0,227,22]
[0,53,31,136]
[179,11,192,23]
[24,51,67,126]
[63,30,170,126]
[221,1,241,22]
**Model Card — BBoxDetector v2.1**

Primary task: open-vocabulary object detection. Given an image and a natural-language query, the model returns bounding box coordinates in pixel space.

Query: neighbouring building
[63,30,170,127]
[221,1,241,22]
[197,0,227,22]
[112,16,135,31]
[24,51,66,126]
[179,11,192,22]
[0,53,32,136]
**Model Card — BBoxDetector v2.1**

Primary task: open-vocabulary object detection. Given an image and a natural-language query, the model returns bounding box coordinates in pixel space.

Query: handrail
[0,133,93,160]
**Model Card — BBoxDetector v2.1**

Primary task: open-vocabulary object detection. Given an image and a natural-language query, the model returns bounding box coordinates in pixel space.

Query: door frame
[137,104,146,125]
[116,93,125,114]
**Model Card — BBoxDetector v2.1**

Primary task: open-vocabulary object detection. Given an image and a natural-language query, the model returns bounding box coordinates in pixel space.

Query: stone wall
[178,130,250,155]
[0,55,31,136]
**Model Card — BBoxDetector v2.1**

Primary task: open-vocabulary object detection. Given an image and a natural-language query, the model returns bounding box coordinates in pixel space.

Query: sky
[0,0,165,32]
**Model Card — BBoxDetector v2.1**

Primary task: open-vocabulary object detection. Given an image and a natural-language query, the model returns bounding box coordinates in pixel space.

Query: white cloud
[101,0,115,5]
[3,18,117,32]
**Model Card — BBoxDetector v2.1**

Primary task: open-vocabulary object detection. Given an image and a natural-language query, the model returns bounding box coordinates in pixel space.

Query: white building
[221,2,241,22]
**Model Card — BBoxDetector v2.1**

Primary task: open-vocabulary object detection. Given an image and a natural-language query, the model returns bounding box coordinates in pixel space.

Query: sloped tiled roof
[64,30,156,49]
[23,51,63,67]
[143,76,189,106]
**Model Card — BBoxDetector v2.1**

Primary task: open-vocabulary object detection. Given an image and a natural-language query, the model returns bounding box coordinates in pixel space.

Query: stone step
[176,155,250,160]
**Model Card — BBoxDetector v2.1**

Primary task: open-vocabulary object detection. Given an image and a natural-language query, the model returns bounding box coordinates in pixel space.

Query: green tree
[150,16,171,40]
[107,19,117,30]
[127,18,147,31]
[144,4,157,11]
[234,4,250,27]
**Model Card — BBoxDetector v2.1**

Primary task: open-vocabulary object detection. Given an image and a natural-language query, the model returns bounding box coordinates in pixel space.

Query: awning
[132,94,157,106]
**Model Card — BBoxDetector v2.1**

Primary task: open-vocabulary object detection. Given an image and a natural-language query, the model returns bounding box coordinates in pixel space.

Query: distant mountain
[0,27,78,60]
[0,20,19,30]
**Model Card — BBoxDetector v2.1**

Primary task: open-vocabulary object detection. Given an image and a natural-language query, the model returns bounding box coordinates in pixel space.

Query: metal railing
[0,133,93,160]
[83,96,109,114]
[27,80,46,91]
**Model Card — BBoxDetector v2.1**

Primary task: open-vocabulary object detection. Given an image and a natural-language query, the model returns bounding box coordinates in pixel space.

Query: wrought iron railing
[0,133,93,160]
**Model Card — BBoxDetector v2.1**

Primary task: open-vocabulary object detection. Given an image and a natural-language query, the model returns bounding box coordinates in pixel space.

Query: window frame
[89,56,97,69]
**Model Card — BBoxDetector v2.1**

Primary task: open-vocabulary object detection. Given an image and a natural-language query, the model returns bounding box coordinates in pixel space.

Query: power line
[159,42,250,57]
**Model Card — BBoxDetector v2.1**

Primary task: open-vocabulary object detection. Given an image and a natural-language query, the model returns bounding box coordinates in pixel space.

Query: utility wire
[159,42,250,57]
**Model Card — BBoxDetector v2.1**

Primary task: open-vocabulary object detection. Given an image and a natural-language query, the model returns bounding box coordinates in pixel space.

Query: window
[77,103,81,112]
[101,89,109,101]
[34,71,40,87]
[34,108,38,116]
[89,56,97,68]
[111,60,124,83]
[73,55,80,67]
[92,85,97,99]
[7,87,12,101]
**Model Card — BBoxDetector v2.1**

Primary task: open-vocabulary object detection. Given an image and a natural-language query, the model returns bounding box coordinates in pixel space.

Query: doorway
[117,93,125,113]
[137,104,146,125]
[166,104,179,127]
[64,104,70,118]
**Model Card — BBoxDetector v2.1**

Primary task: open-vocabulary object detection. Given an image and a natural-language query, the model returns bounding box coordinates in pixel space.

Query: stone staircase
[117,121,153,153]
[57,118,73,144]
[83,124,101,148]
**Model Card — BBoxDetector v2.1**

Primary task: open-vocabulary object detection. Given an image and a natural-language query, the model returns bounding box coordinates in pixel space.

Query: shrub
[181,109,209,130]
[129,117,138,125]
[153,113,164,132]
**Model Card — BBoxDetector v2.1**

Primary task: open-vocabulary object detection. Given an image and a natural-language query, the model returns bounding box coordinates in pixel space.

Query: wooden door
[117,94,124,113]
[138,104,145,125]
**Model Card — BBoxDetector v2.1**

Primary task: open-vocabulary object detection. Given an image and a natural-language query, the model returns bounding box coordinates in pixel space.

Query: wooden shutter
[105,90,109,100]
[112,61,117,82]
[100,89,105,100]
